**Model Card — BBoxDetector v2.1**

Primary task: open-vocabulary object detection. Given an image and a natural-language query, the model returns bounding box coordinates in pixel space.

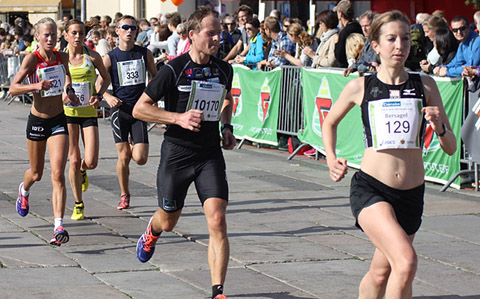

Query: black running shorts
[156,140,229,212]
[26,112,68,141]
[350,170,424,235]
[110,107,148,144]
[66,116,98,128]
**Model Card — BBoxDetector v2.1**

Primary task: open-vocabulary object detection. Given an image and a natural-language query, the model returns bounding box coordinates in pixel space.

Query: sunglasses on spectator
[452,26,468,33]
[225,23,234,26]
[245,27,255,31]
[118,24,138,31]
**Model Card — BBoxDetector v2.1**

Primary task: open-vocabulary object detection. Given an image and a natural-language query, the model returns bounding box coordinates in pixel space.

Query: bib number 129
[386,120,410,134]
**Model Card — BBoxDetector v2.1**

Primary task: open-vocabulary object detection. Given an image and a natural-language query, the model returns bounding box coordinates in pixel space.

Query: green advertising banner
[298,68,364,167]
[231,65,281,145]
[299,69,463,188]
[423,77,463,188]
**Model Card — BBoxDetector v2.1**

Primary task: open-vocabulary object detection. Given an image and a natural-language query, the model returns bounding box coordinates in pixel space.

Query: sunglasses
[245,27,254,31]
[225,23,234,26]
[118,24,138,31]
[452,26,467,33]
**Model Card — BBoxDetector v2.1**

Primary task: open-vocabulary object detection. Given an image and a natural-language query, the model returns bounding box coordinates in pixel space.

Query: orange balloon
[160,0,166,2]
[171,0,183,5]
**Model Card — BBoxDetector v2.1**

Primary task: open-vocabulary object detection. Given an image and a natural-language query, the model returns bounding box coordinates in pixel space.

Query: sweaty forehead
[200,15,221,30]
[38,23,57,33]
[119,19,136,26]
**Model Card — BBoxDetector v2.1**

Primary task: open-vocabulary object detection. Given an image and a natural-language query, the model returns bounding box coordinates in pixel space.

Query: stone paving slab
[0,268,128,299]
[0,232,76,268]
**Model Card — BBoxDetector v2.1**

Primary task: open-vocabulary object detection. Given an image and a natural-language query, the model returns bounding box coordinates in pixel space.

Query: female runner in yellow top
[64,19,110,220]
[10,17,80,246]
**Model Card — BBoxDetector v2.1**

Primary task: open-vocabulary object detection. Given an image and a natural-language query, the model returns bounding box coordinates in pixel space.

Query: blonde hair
[346,33,365,61]
[287,23,311,47]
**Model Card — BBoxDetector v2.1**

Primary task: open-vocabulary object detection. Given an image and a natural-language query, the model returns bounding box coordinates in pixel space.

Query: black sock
[151,227,161,236]
[212,285,223,298]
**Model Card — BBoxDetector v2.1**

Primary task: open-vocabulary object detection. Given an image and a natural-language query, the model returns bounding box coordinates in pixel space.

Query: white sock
[20,183,29,197]
[54,218,63,230]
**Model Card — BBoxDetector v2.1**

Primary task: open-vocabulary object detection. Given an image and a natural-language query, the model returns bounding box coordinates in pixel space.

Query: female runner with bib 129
[9,17,80,246]
[322,11,457,298]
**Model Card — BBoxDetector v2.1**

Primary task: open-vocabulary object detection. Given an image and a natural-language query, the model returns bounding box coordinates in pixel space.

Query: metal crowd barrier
[440,83,480,191]
[0,54,32,104]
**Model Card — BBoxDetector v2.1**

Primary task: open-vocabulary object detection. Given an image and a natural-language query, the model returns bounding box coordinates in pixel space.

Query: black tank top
[361,73,427,148]
[108,45,148,114]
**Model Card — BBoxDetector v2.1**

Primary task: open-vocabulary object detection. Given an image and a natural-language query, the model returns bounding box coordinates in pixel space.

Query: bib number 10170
[187,81,226,122]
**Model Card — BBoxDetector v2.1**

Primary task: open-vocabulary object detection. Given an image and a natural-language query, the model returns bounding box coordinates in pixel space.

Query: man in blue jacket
[434,15,480,77]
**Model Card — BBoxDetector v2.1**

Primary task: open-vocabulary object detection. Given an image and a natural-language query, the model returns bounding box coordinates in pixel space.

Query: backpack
[405,26,427,71]
[217,31,233,60]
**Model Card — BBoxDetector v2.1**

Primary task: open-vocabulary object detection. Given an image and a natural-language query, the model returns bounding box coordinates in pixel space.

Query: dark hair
[435,27,457,63]
[138,19,150,27]
[451,15,469,26]
[13,26,23,36]
[370,10,410,44]
[186,7,219,37]
[246,18,260,29]
[157,24,172,41]
[23,34,33,43]
[237,5,253,17]
[167,12,182,27]
[65,19,85,33]
[318,10,338,30]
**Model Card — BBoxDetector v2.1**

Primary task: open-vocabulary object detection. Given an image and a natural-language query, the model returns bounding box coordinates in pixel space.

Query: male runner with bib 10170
[99,15,157,210]
[132,7,235,299]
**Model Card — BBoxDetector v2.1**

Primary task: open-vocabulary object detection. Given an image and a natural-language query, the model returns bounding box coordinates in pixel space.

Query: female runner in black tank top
[322,11,457,298]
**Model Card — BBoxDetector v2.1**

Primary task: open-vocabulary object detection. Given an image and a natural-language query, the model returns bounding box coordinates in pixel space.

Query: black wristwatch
[65,86,75,94]
[437,123,447,137]
[221,123,233,134]
[93,93,103,100]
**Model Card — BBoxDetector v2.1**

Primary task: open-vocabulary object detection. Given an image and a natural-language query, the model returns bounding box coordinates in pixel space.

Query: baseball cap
[333,0,352,15]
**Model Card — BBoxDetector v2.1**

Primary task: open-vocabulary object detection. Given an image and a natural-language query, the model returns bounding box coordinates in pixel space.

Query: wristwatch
[437,123,447,137]
[65,86,75,94]
[221,123,233,134]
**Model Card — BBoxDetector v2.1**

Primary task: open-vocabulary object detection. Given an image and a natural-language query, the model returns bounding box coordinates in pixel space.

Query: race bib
[117,59,145,86]
[186,81,226,121]
[67,82,91,107]
[38,64,66,97]
[368,98,423,150]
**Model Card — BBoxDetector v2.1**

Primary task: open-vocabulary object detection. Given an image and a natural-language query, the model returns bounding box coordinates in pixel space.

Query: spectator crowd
[1,0,479,80]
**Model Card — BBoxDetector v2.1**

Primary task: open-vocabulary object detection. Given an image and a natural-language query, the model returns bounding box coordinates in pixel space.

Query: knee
[159,217,177,232]
[135,156,148,165]
[29,170,43,182]
[395,254,418,283]
[118,154,131,165]
[207,211,227,235]
[69,158,81,172]
[369,265,391,287]
[83,158,98,170]
[50,169,65,184]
